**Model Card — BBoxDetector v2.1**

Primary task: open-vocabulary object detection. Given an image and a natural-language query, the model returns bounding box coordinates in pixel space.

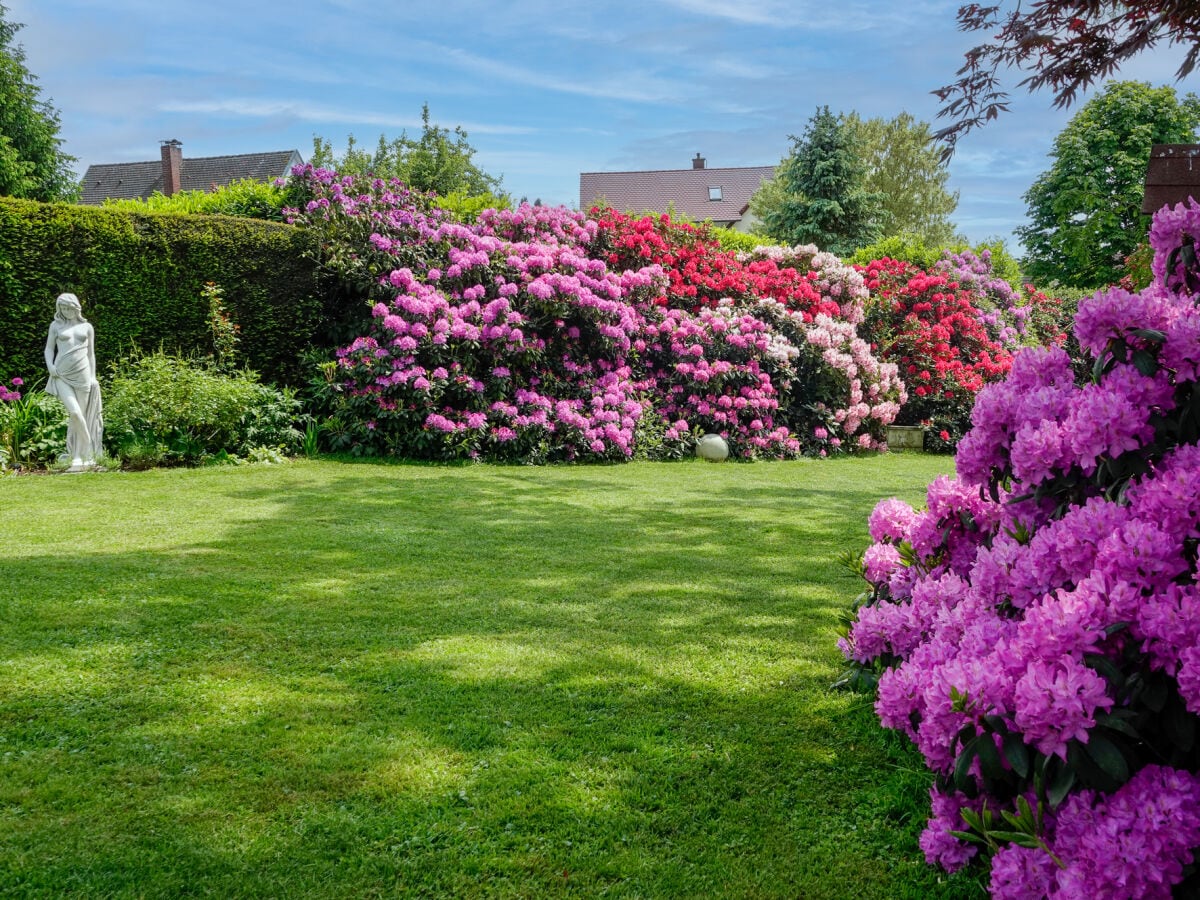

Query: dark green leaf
[954,737,979,792]
[1142,677,1169,713]
[1132,349,1158,376]
[1168,245,1183,277]
[989,831,1043,849]
[999,806,1038,834]
[1047,762,1075,807]
[958,807,985,834]
[1014,795,1038,832]
[1085,734,1130,784]
[1083,652,1125,687]
[1002,733,1031,779]
[948,830,985,845]
[1094,713,1141,741]
[1132,328,1167,343]
[1182,242,1198,271]
[1165,698,1197,753]
[977,733,1004,781]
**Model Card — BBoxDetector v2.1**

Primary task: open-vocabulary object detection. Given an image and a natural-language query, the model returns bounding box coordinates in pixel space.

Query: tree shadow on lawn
[0,641,974,898]
[0,462,978,898]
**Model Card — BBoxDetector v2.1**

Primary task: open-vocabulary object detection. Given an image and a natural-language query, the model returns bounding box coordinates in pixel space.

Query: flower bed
[289,169,905,461]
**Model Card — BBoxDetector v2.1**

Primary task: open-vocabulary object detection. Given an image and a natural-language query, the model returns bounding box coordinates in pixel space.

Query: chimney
[160,139,182,196]
[692,153,706,170]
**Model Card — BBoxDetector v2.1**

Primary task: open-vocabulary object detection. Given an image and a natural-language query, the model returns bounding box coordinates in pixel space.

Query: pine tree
[759,107,883,256]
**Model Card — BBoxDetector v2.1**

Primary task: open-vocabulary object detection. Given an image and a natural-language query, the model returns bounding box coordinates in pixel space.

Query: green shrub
[101,178,291,221]
[104,351,301,468]
[846,233,1023,289]
[1121,240,1154,291]
[0,197,324,386]
[709,225,773,253]
[432,190,510,222]
[0,385,67,470]
[845,233,949,270]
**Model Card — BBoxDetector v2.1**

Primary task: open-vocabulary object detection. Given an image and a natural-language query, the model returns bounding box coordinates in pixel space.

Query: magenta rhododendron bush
[288,166,907,460]
[840,201,1200,898]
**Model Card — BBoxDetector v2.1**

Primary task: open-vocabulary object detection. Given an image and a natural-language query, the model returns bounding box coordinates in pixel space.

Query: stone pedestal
[886,425,926,451]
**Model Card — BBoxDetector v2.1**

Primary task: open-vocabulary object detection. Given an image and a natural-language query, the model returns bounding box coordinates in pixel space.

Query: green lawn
[0,455,984,898]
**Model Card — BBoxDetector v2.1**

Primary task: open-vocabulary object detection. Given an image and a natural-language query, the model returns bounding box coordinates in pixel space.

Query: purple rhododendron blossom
[989,843,1058,899]
[919,787,981,871]
[867,497,918,543]
[862,542,903,586]
[1049,766,1200,898]
[841,202,1200,897]
[1012,658,1112,760]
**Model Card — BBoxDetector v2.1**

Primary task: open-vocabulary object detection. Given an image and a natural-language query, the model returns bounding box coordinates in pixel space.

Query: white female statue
[44,292,103,468]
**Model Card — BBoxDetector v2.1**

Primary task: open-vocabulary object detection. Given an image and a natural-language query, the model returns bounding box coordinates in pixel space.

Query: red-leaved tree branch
[934,1,1200,156]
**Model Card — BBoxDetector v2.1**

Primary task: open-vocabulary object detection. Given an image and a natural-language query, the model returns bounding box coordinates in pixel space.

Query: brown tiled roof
[580,163,775,225]
[1143,144,1200,214]
[79,149,303,205]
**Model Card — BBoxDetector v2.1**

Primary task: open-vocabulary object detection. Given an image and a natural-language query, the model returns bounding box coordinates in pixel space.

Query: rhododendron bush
[858,251,1070,450]
[859,258,1002,450]
[838,201,1200,898]
[287,167,905,460]
[591,210,903,455]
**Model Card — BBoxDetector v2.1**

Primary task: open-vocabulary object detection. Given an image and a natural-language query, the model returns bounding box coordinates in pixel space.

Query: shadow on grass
[0,458,978,898]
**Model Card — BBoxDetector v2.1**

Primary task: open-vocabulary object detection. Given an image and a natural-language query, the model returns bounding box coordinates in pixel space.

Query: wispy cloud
[659,0,949,31]
[657,0,786,26]
[159,99,536,135]
[703,58,777,80]
[434,44,688,105]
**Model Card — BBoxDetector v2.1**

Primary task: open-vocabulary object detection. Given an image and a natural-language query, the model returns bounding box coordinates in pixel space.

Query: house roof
[79,149,303,205]
[580,163,776,224]
[1143,144,1200,214]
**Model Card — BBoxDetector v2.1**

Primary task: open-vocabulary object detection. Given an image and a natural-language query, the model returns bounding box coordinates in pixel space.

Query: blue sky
[8,0,1195,251]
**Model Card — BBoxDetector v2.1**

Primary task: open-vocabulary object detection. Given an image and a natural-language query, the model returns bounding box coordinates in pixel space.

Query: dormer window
[708,186,722,201]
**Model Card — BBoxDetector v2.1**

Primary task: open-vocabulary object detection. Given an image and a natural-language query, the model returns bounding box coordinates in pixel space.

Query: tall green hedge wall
[0,198,325,385]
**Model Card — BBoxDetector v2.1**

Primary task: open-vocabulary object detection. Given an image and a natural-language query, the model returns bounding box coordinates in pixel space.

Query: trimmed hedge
[0,198,325,385]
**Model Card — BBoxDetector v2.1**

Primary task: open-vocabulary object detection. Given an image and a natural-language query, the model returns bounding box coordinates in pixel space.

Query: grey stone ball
[696,433,730,462]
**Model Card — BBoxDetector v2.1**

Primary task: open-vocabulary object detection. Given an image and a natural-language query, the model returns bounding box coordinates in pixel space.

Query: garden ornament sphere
[696,433,729,462]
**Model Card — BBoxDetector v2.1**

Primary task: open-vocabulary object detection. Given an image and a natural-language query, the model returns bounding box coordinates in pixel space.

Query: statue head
[55,292,85,323]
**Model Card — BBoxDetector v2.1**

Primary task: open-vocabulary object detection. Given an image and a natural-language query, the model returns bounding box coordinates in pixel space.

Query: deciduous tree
[1017,81,1200,288]
[844,112,960,246]
[311,104,505,200]
[0,2,77,201]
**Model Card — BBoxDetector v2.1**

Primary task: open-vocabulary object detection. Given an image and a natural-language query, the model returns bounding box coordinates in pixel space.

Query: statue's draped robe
[46,332,103,461]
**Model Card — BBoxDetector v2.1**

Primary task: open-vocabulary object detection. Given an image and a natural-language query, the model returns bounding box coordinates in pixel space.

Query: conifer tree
[759,107,883,256]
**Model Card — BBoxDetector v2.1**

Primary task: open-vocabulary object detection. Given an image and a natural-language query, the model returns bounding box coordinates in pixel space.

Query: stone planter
[886,425,926,451]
